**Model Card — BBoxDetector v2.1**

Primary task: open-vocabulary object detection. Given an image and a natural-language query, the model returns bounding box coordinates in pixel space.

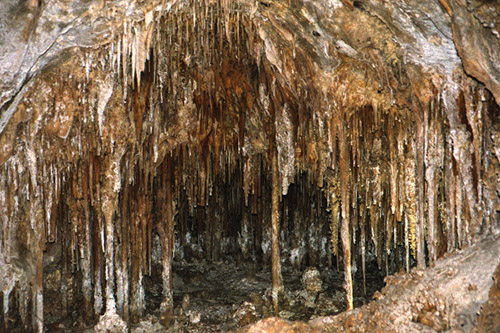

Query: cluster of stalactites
[0,61,117,329]
[108,0,245,95]
[325,80,500,280]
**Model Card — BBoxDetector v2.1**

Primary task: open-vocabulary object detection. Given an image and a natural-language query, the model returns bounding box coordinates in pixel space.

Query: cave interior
[1,0,500,332]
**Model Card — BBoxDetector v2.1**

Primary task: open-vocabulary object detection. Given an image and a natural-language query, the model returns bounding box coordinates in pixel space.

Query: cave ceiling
[1,0,500,331]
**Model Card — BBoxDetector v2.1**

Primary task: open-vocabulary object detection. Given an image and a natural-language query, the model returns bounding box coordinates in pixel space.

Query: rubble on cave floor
[43,258,385,332]
[130,259,384,332]
[41,233,500,332]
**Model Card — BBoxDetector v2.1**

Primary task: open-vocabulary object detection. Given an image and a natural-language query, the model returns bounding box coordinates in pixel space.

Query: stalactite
[464,86,484,238]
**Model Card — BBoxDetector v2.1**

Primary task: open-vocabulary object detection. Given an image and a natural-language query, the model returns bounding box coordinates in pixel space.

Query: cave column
[81,159,93,321]
[25,142,45,333]
[102,160,123,315]
[271,151,283,316]
[339,129,353,310]
[103,196,117,313]
[95,154,127,331]
[33,204,44,333]
[416,114,426,268]
[0,290,4,332]
[159,158,176,326]
[129,194,146,322]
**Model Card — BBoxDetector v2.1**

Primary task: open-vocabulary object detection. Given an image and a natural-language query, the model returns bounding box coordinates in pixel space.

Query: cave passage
[140,169,387,331]
[1,0,500,332]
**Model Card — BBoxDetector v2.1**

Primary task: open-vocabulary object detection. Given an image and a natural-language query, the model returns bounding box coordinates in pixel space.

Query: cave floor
[42,258,385,332]
[138,259,384,332]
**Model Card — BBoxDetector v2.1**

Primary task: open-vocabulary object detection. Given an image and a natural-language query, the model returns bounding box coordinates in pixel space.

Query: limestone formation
[1,0,499,331]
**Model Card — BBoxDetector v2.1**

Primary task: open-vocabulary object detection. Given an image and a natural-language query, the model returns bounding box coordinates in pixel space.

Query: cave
[1,0,500,332]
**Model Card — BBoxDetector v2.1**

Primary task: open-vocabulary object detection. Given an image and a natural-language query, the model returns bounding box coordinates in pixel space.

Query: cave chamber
[1,0,500,332]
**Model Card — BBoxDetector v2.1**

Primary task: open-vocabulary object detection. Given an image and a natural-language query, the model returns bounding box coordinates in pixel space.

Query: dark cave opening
[138,162,389,331]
